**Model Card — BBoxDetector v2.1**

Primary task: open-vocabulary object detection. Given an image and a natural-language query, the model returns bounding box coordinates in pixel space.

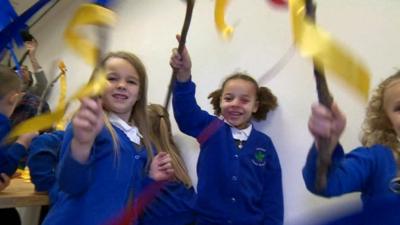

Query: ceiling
[9,0,37,15]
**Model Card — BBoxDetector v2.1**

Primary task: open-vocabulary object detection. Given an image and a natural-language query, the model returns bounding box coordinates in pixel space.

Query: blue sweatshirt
[42,125,152,225]
[0,113,27,176]
[27,130,64,204]
[172,79,284,225]
[138,181,196,225]
[303,143,399,208]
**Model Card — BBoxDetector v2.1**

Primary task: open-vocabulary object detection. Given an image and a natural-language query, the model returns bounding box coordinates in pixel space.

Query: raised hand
[169,35,192,82]
[308,102,346,150]
[71,97,104,163]
[149,152,174,182]
[25,40,38,57]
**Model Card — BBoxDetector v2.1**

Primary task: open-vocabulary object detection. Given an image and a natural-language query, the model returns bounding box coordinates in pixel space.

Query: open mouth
[112,93,128,100]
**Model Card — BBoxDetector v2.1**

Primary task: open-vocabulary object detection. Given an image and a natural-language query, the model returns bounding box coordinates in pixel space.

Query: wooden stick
[164,0,195,109]
[305,0,334,193]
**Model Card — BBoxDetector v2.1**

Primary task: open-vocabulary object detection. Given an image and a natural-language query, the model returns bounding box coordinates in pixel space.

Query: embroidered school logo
[252,148,267,166]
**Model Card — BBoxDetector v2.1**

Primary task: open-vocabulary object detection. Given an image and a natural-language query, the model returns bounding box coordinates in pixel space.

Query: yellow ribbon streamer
[215,0,234,40]
[64,3,117,66]
[54,61,68,130]
[289,0,370,100]
[7,71,108,139]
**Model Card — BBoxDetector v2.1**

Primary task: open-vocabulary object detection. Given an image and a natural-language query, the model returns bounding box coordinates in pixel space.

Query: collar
[230,124,252,141]
[108,113,142,145]
[220,116,252,141]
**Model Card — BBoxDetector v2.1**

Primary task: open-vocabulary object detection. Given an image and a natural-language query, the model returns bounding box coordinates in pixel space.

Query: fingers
[74,98,103,130]
[308,103,334,139]
[170,48,183,68]
[308,102,346,140]
[154,152,174,171]
[176,34,181,42]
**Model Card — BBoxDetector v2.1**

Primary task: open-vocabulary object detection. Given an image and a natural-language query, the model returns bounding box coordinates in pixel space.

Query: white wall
[22,0,400,224]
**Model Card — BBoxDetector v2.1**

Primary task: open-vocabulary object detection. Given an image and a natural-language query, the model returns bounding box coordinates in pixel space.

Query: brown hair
[147,104,192,187]
[208,72,278,121]
[92,51,153,163]
[361,70,400,152]
[0,65,22,98]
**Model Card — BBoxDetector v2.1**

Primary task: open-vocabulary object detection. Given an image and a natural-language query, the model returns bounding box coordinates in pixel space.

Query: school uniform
[27,130,64,204]
[0,113,27,176]
[303,143,399,208]
[138,181,196,225]
[172,79,284,225]
[42,116,153,225]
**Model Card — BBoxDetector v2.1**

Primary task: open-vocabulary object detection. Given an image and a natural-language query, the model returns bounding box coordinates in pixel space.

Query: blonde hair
[92,51,153,164]
[0,65,22,99]
[361,71,400,152]
[147,104,192,187]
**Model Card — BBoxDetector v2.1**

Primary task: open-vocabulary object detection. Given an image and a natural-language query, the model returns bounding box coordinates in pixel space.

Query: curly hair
[208,72,278,121]
[361,70,400,151]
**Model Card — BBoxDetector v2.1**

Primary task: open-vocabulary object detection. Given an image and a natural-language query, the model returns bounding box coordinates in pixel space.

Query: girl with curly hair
[169,36,283,225]
[303,70,400,209]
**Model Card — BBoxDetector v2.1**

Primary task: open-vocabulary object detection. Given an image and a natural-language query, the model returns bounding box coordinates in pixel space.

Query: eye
[240,98,250,104]
[127,79,138,85]
[223,95,233,102]
[107,76,117,81]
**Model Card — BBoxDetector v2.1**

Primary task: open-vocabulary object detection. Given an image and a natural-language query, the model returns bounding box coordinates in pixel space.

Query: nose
[117,80,127,89]
[230,98,240,107]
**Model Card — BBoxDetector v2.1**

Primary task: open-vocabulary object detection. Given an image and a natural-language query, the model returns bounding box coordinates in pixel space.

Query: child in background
[303,71,400,213]
[138,103,196,225]
[0,64,37,178]
[28,130,64,204]
[169,37,283,225]
[42,52,174,225]
[0,65,37,225]
[28,130,65,224]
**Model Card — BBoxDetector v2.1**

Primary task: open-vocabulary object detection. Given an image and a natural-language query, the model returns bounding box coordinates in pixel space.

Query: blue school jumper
[28,130,64,204]
[138,181,196,225]
[42,125,151,225]
[0,113,27,176]
[172,79,284,225]
[303,143,399,208]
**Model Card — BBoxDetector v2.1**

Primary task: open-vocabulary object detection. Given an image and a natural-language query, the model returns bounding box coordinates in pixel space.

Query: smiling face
[383,79,400,138]
[219,78,259,129]
[102,57,140,122]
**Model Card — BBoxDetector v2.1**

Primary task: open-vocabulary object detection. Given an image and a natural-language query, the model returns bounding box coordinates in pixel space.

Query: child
[0,64,36,178]
[138,103,196,225]
[303,71,400,210]
[42,52,174,225]
[169,38,284,225]
[0,64,37,225]
[27,130,65,224]
[28,130,64,203]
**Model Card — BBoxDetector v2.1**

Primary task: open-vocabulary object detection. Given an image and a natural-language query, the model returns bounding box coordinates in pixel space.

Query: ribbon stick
[164,0,195,108]
[289,0,370,101]
[64,3,116,66]
[54,62,68,130]
[289,0,371,192]
[7,72,108,139]
[214,0,234,40]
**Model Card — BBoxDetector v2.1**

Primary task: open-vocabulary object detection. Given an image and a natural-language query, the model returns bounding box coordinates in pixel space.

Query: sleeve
[27,131,63,192]
[172,78,214,138]
[0,143,27,176]
[262,140,283,225]
[56,127,94,195]
[29,70,48,97]
[302,143,372,197]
